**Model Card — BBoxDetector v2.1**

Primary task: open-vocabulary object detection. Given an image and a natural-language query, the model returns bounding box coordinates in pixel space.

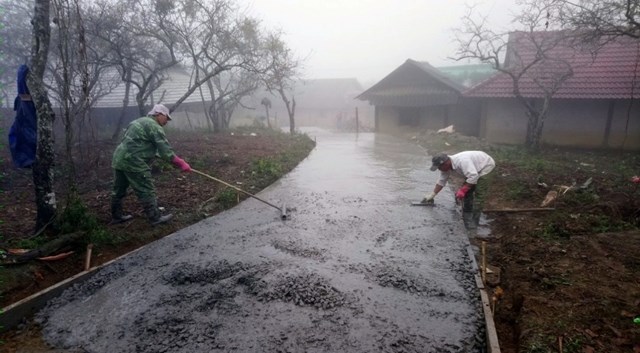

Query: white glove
[421,192,436,203]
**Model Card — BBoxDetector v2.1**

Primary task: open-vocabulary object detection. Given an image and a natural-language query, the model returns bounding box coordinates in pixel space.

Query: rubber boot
[151,213,173,226]
[463,212,477,230]
[143,199,173,226]
[110,199,133,225]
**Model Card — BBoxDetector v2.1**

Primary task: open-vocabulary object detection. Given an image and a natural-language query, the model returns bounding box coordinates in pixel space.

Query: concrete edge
[466,244,501,353]
[0,244,148,333]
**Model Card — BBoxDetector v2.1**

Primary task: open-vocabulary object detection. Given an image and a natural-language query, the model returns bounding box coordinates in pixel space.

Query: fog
[239,0,520,84]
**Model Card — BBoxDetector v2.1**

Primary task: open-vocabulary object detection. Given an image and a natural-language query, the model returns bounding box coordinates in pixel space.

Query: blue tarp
[8,64,37,168]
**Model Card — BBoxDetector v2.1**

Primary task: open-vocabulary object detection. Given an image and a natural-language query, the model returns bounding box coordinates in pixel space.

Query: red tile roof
[464,32,640,99]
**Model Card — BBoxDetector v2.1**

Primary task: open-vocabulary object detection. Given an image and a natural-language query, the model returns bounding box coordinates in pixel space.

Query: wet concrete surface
[36,130,486,352]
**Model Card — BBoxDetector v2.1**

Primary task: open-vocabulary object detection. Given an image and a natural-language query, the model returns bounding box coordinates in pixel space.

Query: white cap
[148,104,172,120]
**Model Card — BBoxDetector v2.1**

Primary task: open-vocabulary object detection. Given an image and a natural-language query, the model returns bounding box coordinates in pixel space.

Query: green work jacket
[112,116,175,172]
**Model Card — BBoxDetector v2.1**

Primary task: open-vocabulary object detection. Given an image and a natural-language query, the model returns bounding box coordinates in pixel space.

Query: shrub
[56,195,117,245]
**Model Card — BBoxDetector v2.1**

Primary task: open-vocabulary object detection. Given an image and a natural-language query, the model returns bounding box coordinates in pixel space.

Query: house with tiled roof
[465,31,640,150]
[356,59,492,136]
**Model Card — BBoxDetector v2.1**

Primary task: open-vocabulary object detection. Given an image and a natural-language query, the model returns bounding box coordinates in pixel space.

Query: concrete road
[37,130,485,353]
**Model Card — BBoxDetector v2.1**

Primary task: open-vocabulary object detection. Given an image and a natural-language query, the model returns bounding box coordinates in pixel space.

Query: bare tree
[28,0,57,232]
[207,69,260,131]
[48,0,87,190]
[44,0,122,178]
[163,0,266,116]
[121,1,180,116]
[552,0,640,149]
[261,33,301,134]
[454,1,577,150]
[0,1,32,106]
[88,1,168,139]
[555,0,640,40]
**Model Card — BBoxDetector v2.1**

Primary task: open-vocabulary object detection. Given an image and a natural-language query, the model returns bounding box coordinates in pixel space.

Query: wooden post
[237,191,240,204]
[84,244,93,271]
[481,241,487,284]
[483,207,555,213]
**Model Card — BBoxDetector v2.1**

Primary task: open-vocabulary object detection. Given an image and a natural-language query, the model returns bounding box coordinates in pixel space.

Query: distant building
[358,33,640,150]
[234,78,374,131]
[437,63,495,88]
[466,32,640,150]
[356,59,486,136]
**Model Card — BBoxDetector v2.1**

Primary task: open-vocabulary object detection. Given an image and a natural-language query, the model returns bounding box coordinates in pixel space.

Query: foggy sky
[239,0,520,85]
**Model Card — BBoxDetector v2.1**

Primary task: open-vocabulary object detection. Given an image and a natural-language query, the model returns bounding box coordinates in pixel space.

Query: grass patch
[250,157,282,184]
[504,180,535,200]
[541,274,572,289]
[216,188,238,210]
[584,214,634,233]
[522,334,552,353]
[536,219,571,240]
[560,190,598,207]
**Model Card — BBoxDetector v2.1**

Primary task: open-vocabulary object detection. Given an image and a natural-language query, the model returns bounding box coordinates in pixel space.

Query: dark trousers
[110,169,160,221]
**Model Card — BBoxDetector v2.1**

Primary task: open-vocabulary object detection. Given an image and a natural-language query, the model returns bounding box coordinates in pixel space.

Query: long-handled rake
[191,168,288,220]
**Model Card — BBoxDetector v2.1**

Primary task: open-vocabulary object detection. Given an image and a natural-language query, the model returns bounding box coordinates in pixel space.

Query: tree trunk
[524,97,551,151]
[136,90,145,117]
[221,107,231,130]
[206,80,217,132]
[265,105,271,129]
[288,96,296,133]
[111,70,132,141]
[525,109,538,150]
[278,88,296,133]
[29,0,57,232]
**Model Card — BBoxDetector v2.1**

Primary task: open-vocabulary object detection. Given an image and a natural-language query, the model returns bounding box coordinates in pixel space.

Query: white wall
[610,100,640,149]
[483,99,527,144]
[483,98,640,150]
[376,106,401,134]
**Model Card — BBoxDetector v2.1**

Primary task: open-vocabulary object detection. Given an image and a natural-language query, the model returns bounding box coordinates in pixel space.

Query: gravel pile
[256,271,348,309]
[272,239,327,261]
[163,260,245,286]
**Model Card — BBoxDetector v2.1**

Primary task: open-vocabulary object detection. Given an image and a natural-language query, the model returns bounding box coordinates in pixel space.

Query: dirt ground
[413,130,640,353]
[1,127,640,353]
[0,128,315,308]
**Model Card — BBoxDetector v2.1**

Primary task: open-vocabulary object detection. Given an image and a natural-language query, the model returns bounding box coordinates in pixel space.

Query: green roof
[436,64,496,88]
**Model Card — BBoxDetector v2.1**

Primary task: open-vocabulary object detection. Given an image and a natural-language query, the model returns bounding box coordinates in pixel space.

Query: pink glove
[632,176,640,184]
[455,184,472,200]
[172,155,191,172]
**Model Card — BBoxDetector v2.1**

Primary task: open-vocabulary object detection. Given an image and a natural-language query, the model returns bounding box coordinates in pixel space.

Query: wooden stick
[191,169,281,211]
[483,207,555,213]
[84,244,93,271]
[558,336,563,353]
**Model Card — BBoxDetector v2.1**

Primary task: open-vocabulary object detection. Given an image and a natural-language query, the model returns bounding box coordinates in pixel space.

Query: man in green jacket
[110,104,191,225]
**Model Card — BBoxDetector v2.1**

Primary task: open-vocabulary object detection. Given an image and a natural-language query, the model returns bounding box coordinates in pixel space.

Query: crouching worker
[110,104,192,226]
[422,151,495,229]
